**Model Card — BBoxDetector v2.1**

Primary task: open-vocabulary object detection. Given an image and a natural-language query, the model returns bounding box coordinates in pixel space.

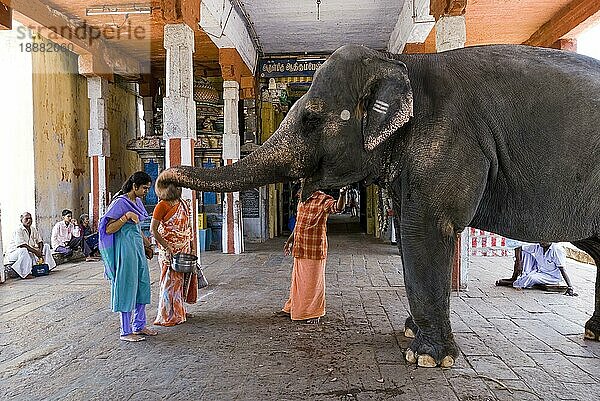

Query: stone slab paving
[0,231,599,400]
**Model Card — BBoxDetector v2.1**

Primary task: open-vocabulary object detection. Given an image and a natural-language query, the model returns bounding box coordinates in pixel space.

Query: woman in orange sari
[150,185,197,326]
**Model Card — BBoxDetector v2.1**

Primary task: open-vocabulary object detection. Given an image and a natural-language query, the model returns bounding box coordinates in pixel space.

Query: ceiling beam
[550,38,577,52]
[219,48,254,98]
[388,0,435,53]
[200,0,258,74]
[160,0,201,29]
[0,1,12,30]
[404,27,437,54]
[219,47,252,80]
[524,0,600,47]
[9,0,142,79]
[430,0,467,20]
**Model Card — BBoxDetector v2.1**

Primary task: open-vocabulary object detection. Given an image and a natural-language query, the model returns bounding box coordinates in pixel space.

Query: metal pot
[171,253,198,273]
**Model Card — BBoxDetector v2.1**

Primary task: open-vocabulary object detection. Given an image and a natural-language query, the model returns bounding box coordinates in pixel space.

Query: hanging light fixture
[316,0,321,20]
[85,4,151,16]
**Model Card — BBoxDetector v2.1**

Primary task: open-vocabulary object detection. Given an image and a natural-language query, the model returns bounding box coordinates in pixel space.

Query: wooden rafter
[430,0,467,20]
[159,0,201,30]
[219,48,255,99]
[0,1,11,30]
[524,0,600,47]
[10,0,142,79]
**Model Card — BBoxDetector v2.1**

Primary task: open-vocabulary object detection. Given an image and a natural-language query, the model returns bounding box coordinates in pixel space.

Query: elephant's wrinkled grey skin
[157,44,600,367]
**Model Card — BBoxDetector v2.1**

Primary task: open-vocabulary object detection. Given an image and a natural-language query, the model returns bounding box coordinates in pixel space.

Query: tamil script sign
[259,58,326,78]
[241,189,260,218]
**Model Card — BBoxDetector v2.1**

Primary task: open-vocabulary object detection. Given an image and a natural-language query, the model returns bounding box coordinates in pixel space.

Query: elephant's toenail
[405,349,416,364]
[404,328,415,338]
[417,354,437,368]
[441,356,454,368]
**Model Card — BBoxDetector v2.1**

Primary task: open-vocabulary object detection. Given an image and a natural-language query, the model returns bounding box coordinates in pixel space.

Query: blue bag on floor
[31,263,49,277]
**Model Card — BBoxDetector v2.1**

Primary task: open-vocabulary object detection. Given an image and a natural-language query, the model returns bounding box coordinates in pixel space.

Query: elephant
[157,44,600,367]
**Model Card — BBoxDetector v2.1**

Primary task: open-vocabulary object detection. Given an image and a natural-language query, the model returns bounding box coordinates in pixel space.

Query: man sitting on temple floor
[496,241,577,296]
[5,212,56,278]
[51,209,94,262]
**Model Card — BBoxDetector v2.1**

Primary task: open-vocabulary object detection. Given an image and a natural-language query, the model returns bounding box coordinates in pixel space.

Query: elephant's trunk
[156,131,312,197]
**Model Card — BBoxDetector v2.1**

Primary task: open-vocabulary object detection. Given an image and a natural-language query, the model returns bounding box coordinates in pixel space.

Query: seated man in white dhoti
[6,212,56,278]
[495,238,532,287]
[511,242,577,296]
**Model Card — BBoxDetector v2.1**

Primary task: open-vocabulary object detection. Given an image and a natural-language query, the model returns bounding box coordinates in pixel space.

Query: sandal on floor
[133,327,158,336]
[300,317,320,324]
[120,334,146,342]
[273,310,290,318]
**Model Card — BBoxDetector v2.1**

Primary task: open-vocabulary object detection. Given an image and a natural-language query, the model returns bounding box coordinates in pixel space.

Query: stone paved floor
[1,224,599,400]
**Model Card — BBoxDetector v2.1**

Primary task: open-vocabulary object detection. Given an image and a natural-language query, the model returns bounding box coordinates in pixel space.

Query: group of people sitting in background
[51,209,99,262]
[5,210,100,279]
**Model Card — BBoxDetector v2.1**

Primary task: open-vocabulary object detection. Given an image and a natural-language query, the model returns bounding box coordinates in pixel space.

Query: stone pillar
[87,76,110,227]
[435,13,467,290]
[163,23,198,254]
[142,97,154,137]
[435,15,466,52]
[222,80,244,254]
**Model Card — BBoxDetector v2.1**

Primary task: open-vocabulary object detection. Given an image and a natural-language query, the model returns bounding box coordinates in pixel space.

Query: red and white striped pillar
[163,24,198,254]
[222,80,244,254]
[436,14,467,290]
[87,76,110,226]
[165,138,198,254]
[452,230,470,291]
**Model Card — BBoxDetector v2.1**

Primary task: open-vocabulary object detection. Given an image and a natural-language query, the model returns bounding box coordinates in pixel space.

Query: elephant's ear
[361,61,413,152]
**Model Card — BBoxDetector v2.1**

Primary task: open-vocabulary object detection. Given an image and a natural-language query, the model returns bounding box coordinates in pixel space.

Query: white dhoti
[6,244,56,278]
[512,246,562,289]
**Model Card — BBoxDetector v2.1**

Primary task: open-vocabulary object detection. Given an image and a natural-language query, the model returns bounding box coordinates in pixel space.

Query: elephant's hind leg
[571,237,600,340]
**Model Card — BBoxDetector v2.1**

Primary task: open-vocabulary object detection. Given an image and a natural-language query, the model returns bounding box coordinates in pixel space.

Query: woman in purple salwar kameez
[99,171,157,342]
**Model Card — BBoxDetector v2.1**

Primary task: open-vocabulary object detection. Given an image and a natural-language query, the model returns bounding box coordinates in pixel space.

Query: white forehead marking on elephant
[373,100,389,114]
[340,110,350,121]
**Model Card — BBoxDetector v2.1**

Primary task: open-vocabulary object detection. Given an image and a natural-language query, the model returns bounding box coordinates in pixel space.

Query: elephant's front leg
[401,210,459,368]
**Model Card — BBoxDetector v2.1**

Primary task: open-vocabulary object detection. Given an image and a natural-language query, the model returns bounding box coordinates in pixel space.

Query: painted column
[435,15,466,52]
[435,14,467,290]
[142,96,154,137]
[163,23,198,254]
[87,76,110,227]
[222,80,244,254]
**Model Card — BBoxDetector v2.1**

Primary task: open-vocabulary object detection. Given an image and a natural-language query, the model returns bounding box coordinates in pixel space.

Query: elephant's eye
[302,112,322,127]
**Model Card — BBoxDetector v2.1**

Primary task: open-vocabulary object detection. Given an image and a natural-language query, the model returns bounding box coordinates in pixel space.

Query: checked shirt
[292,191,341,260]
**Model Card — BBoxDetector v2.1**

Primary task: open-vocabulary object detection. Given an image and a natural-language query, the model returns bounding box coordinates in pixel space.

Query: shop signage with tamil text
[259,58,326,78]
